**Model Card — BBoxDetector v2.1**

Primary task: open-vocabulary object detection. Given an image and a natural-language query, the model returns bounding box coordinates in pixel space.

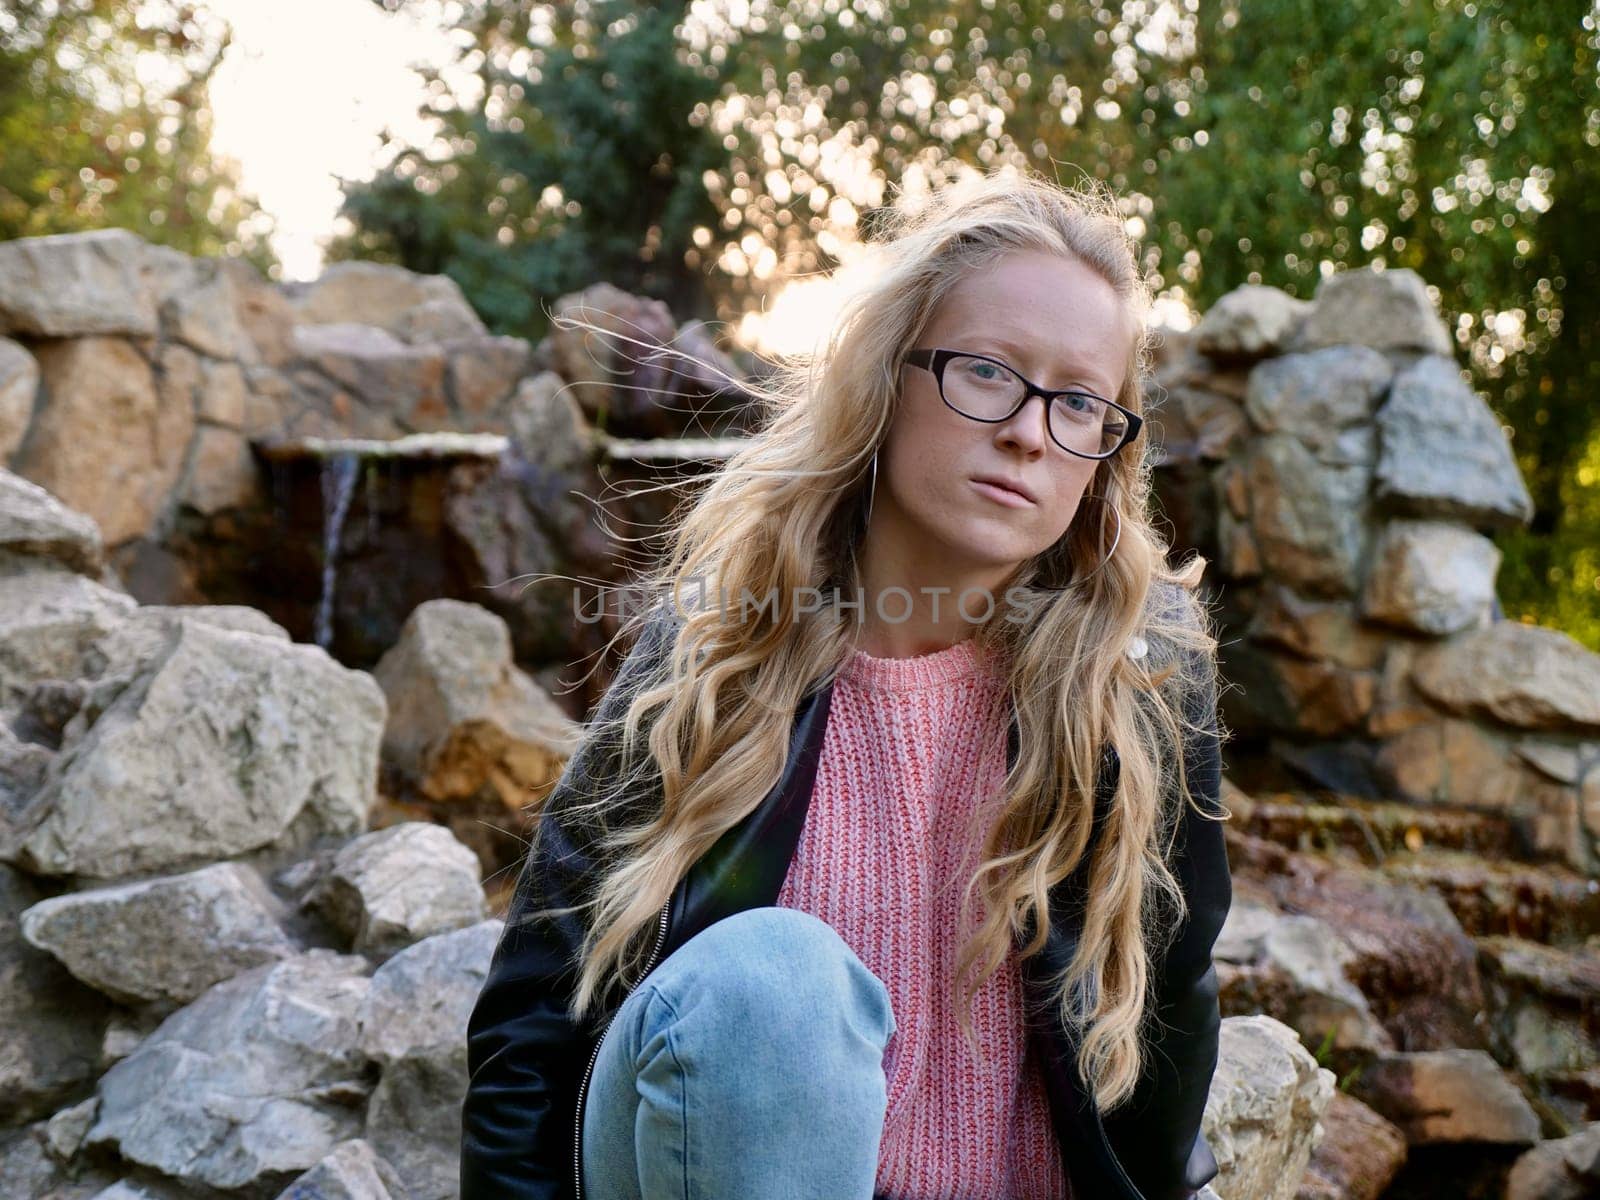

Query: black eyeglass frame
[903,347,1142,461]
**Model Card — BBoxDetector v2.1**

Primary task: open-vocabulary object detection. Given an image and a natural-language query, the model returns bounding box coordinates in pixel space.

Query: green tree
[339,0,1599,644]
[0,0,276,270]
[330,0,725,339]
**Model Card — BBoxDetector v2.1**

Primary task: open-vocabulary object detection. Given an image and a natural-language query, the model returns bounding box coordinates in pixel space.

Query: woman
[462,167,1232,1200]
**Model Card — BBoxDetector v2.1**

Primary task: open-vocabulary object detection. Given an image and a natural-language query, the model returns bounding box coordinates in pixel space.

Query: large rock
[357,918,500,1200]
[1409,622,1600,734]
[1203,1014,1336,1200]
[83,950,375,1194]
[274,1139,407,1200]
[291,324,450,433]
[0,228,161,338]
[0,337,39,463]
[1194,284,1313,362]
[1294,1088,1407,1200]
[0,865,114,1126]
[1477,937,1600,1078]
[1506,1122,1600,1200]
[1243,434,1371,597]
[1241,345,1390,462]
[1360,518,1501,636]
[1349,1048,1541,1144]
[306,822,487,958]
[11,612,386,880]
[1215,898,1394,1054]
[1373,354,1535,529]
[0,565,137,732]
[373,598,580,806]
[18,861,298,1007]
[1293,266,1454,356]
[0,469,106,577]
[282,261,486,345]
[17,336,193,546]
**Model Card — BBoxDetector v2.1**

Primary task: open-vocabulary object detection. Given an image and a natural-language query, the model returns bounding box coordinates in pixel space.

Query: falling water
[313,451,361,649]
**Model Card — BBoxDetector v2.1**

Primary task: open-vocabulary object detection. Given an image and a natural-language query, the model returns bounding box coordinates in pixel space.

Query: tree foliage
[344,0,1598,644]
[0,0,276,270]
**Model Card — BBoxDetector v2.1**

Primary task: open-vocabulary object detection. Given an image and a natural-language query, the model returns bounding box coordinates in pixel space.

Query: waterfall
[313,451,361,649]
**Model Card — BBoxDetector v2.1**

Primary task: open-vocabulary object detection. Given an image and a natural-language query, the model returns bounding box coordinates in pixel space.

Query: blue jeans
[581,906,898,1199]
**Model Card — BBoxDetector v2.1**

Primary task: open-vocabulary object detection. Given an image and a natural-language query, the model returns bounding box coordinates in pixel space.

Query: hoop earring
[862,447,879,530]
[1068,494,1122,585]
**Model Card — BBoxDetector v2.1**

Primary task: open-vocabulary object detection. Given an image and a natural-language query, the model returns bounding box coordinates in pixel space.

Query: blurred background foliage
[0,0,1595,647]
[0,0,277,273]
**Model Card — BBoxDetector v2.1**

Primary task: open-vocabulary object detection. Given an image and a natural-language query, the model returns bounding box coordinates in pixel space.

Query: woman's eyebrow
[965,335,1114,395]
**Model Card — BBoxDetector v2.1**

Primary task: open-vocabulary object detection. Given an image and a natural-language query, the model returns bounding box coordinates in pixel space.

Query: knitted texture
[775,636,1068,1200]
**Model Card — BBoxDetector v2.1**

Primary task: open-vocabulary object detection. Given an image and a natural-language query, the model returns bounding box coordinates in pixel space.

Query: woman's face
[874,249,1134,586]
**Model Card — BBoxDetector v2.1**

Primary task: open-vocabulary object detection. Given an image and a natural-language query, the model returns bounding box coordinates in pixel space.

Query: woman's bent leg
[581,906,896,1200]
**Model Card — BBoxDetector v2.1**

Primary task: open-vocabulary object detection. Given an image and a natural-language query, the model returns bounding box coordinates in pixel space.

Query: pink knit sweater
[774,636,1068,1200]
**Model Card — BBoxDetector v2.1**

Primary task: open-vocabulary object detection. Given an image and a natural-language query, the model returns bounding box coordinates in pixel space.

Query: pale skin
[856,249,1134,658]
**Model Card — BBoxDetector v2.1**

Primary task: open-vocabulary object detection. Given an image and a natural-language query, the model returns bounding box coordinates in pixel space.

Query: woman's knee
[642,906,895,1046]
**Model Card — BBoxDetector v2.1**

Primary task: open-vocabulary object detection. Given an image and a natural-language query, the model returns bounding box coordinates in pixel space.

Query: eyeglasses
[904,347,1141,460]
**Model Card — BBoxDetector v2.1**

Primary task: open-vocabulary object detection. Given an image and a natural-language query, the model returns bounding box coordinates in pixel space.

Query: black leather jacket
[462,604,1231,1200]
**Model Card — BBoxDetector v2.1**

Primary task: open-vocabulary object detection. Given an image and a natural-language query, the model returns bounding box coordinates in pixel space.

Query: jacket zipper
[572,895,673,1200]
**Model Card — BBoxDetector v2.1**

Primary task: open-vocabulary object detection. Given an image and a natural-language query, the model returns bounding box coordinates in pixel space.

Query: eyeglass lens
[941,354,1126,457]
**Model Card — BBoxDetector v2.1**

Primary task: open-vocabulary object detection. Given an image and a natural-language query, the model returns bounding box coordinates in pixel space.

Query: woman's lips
[970,478,1036,508]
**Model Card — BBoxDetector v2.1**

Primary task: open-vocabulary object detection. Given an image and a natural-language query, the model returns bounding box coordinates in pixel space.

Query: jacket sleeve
[1103,644,1232,1200]
[460,606,679,1200]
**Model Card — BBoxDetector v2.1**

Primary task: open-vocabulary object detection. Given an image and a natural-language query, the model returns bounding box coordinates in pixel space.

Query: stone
[307,822,488,958]
[274,1139,407,1199]
[1293,266,1454,356]
[284,261,485,342]
[0,228,160,338]
[544,282,684,437]
[18,336,193,546]
[0,468,105,577]
[357,919,500,1200]
[160,255,246,360]
[0,336,38,463]
[18,861,298,1007]
[178,424,260,516]
[1410,622,1600,734]
[1373,354,1535,529]
[221,257,298,368]
[1360,519,1501,635]
[1202,1014,1336,1200]
[1505,1122,1600,1200]
[0,1117,119,1199]
[1215,899,1395,1053]
[1246,585,1388,671]
[0,865,113,1126]
[1294,1088,1407,1200]
[373,598,580,806]
[83,950,375,1194]
[1244,434,1372,597]
[1477,937,1600,1078]
[1195,283,1314,361]
[1350,1048,1540,1144]
[0,565,137,720]
[446,335,533,427]
[13,612,385,880]
[1242,345,1391,462]
[292,323,450,432]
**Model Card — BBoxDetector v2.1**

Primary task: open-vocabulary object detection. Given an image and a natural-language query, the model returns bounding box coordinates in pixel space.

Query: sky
[203,0,460,282]
[196,0,1193,352]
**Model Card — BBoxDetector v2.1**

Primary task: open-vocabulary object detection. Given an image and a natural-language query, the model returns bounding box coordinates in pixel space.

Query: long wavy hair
[530,165,1226,1113]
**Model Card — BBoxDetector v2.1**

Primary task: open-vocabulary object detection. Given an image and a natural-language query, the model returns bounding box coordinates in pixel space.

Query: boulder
[1194,284,1313,362]
[1373,354,1535,529]
[1349,1048,1541,1144]
[306,822,488,958]
[357,919,501,1200]
[83,950,375,1194]
[373,598,580,807]
[18,861,298,1007]
[12,612,385,880]
[1292,266,1454,356]
[1203,1014,1337,1200]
